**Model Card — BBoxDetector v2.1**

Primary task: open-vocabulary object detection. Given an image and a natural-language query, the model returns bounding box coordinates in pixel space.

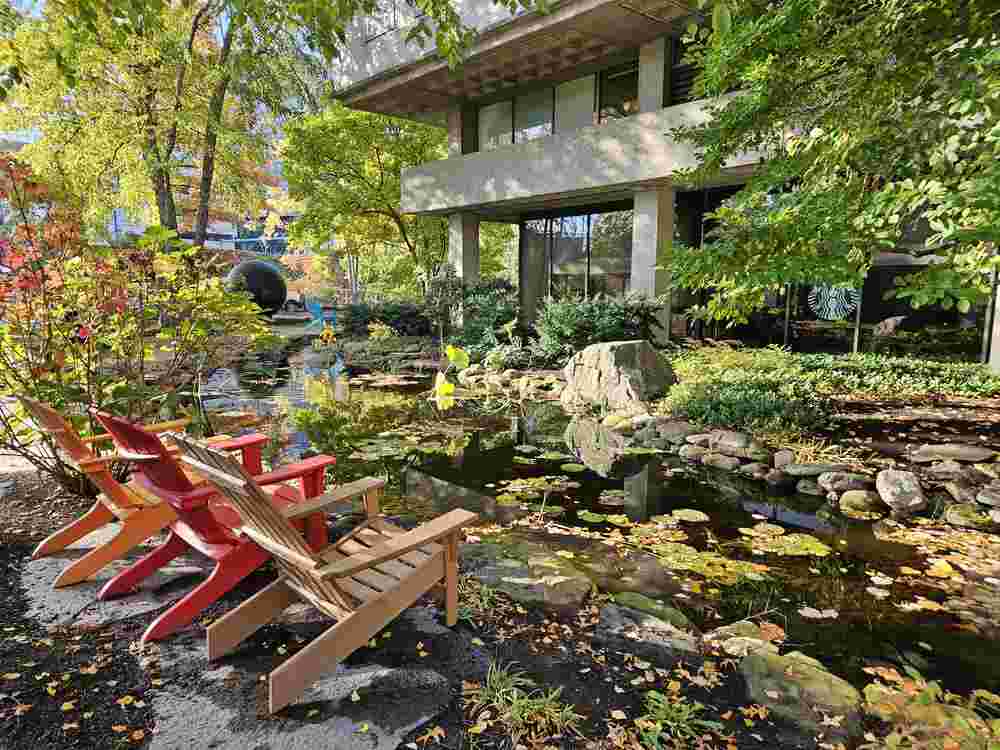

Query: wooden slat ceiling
[345,0,690,116]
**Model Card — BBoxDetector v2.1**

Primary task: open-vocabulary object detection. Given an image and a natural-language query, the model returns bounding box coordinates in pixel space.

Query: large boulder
[741,651,862,742]
[818,472,873,495]
[594,604,699,667]
[472,555,591,613]
[561,340,674,414]
[709,431,771,462]
[876,469,928,516]
[563,417,649,479]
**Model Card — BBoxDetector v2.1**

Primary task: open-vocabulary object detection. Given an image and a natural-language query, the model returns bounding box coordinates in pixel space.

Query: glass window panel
[588,210,632,297]
[514,88,553,143]
[478,100,513,151]
[555,75,595,134]
[599,63,639,123]
[364,2,397,40]
[550,215,588,299]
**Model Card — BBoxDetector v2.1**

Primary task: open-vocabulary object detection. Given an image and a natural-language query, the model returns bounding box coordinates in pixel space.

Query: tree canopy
[669,0,999,321]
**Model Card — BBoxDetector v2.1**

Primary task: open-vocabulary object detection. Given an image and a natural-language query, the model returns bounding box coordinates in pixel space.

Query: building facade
[333,0,757,327]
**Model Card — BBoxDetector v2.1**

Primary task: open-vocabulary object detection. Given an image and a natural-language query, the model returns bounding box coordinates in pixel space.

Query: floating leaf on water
[738,522,786,538]
[672,509,710,524]
[926,559,958,579]
[896,597,946,613]
[606,514,631,527]
[514,445,540,454]
[560,463,586,473]
[540,451,570,461]
[513,456,536,465]
[526,503,564,516]
[798,607,838,619]
[578,510,607,524]
[750,532,832,557]
[866,587,891,600]
[495,494,522,507]
[599,490,627,507]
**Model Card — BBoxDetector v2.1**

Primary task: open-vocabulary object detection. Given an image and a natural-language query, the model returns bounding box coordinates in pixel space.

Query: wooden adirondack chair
[171,433,478,714]
[90,409,337,644]
[19,397,264,588]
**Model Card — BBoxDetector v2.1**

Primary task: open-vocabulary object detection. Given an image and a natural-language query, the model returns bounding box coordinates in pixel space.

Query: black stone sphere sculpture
[225,260,287,315]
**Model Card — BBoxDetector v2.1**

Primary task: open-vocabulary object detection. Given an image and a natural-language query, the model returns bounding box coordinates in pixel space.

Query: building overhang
[338,0,696,117]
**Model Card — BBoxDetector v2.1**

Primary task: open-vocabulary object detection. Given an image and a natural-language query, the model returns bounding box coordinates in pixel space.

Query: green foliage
[452,278,519,357]
[635,689,723,749]
[465,661,584,744]
[534,294,665,360]
[662,347,1000,434]
[670,0,1000,321]
[366,321,398,340]
[339,303,432,338]
[424,263,464,340]
[0,164,270,496]
[291,388,421,460]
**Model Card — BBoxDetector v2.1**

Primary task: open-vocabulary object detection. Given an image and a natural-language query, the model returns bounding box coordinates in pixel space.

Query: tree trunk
[143,89,178,231]
[192,18,238,247]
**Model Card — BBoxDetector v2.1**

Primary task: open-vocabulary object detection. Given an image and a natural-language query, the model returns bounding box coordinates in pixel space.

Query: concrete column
[446,108,463,157]
[447,213,480,284]
[631,184,675,341]
[990,288,1000,373]
[638,36,667,113]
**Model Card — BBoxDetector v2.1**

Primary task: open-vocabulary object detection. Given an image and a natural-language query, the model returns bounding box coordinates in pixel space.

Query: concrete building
[333,0,757,328]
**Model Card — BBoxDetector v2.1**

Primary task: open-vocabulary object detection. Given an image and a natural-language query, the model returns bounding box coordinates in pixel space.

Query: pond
[202,347,1000,698]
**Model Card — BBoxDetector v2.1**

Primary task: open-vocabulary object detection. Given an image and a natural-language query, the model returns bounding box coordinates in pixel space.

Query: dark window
[599,62,639,123]
[669,37,698,105]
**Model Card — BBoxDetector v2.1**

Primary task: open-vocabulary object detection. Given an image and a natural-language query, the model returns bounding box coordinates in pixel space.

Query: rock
[685,433,713,447]
[561,341,674,413]
[944,503,994,530]
[679,445,709,461]
[631,414,656,429]
[594,604,699,667]
[709,431,771,462]
[702,452,742,472]
[721,637,778,657]
[656,420,701,444]
[817,472,873,494]
[473,556,591,612]
[785,463,853,477]
[944,478,980,505]
[863,683,990,748]
[839,490,888,520]
[741,652,862,741]
[876,469,928,516]
[612,592,695,631]
[874,315,907,337]
[773,450,795,469]
[910,443,996,464]
[926,460,969,479]
[0,479,14,499]
[765,469,798,492]
[991,510,1000,524]
[456,364,485,386]
[563,417,652,479]
[977,485,1000,508]
[740,462,770,480]
[796,479,824,496]
[705,621,765,641]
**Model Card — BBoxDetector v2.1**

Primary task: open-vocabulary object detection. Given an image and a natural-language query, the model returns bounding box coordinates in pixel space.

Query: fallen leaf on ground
[610,709,627,720]
[416,724,445,744]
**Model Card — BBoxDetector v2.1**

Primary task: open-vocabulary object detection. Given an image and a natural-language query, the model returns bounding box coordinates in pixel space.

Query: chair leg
[98,529,190,600]
[32,500,116,559]
[207,578,298,660]
[304,513,327,551]
[267,616,356,714]
[140,543,270,645]
[445,533,459,628]
[53,504,175,588]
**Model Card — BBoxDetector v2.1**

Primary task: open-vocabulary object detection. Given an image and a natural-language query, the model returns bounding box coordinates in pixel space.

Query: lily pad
[513,456,536,465]
[540,451,570,460]
[738,522,786,538]
[514,445,540,454]
[606,514,632,527]
[578,510,607,524]
[526,503,565,516]
[672,509,710,524]
[560,463,587,474]
[750,532,832,557]
[598,490,627,507]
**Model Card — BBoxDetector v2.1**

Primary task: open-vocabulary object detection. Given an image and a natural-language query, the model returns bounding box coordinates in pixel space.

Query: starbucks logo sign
[808,285,861,321]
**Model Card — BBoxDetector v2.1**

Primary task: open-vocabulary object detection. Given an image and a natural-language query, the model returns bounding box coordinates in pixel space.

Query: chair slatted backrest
[18,397,144,510]
[91,410,196,494]
[170,434,356,618]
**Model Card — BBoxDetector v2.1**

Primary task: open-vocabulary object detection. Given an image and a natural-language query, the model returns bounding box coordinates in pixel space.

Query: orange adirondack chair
[20,397,265,587]
[171,433,478,714]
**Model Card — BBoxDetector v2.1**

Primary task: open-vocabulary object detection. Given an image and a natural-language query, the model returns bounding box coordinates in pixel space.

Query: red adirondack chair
[91,409,336,644]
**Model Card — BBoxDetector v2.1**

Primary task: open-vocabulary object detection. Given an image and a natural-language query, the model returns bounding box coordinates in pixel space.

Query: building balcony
[401,98,758,219]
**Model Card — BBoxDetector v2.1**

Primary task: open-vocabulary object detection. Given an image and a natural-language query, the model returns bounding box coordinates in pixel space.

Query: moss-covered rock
[612,592,694,631]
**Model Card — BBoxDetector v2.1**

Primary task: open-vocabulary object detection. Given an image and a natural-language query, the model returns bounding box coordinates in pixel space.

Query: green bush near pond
[660,346,1000,433]
[535,295,664,361]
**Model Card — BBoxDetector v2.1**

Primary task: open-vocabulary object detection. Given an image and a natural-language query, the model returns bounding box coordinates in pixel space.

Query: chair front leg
[445,532,459,627]
[207,578,298,660]
[98,529,189,600]
[32,500,116,559]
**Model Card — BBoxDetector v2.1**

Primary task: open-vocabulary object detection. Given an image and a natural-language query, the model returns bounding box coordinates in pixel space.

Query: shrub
[453,278,519,358]
[534,294,665,360]
[666,378,829,433]
[366,321,398,340]
[339,302,431,338]
[0,161,270,497]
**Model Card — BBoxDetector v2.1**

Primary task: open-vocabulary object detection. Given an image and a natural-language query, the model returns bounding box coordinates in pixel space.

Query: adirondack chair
[19,397,266,588]
[171,433,478,714]
[90,409,337,644]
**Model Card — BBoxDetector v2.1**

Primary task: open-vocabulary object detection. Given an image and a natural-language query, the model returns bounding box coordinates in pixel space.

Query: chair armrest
[76,454,123,474]
[254,455,337,487]
[317,508,478,579]
[82,417,192,445]
[283,477,386,521]
[205,433,268,452]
